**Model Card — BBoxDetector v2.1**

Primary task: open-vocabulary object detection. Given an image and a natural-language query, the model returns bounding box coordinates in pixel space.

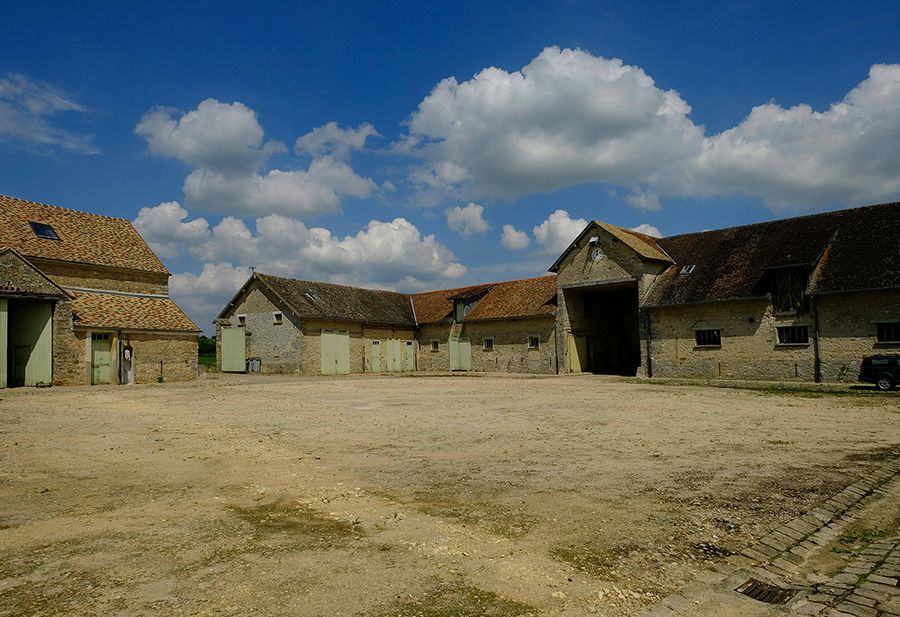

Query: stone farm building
[217,201,899,384]
[0,195,200,387]
[551,201,900,383]
[215,273,558,375]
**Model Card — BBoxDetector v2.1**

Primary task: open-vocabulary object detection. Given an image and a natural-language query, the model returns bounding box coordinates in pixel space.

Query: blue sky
[3,1,900,334]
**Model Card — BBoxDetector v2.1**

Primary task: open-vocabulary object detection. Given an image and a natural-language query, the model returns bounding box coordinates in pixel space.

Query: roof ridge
[661,201,900,242]
[0,194,132,222]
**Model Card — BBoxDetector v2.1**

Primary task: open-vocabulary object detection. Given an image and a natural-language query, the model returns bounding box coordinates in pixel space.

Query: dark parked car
[858,355,900,391]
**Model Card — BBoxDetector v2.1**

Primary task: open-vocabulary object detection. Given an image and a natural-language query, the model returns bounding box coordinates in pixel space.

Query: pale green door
[371,340,381,372]
[91,333,112,385]
[566,333,586,373]
[221,328,246,372]
[449,337,471,371]
[10,301,53,387]
[0,299,7,388]
[405,341,415,371]
[387,339,402,372]
[321,331,350,375]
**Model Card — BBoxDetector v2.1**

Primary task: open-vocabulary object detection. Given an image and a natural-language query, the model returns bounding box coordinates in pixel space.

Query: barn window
[273,312,283,325]
[237,315,246,327]
[876,321,900,343]
[528,336,540,349]
[431,340,439,351]
[776,325,809,345]
[694,328,721,347]
[483,338,494,351]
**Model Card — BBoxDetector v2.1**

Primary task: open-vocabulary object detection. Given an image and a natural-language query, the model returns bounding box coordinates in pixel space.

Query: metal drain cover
[735,578,798,604]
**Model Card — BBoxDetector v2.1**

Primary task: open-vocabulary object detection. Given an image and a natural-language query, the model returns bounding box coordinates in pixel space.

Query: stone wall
[225,285,303,374]
[123,332,198,383]
[32,259,169,295]
[52,300,84,385]
[644,289,900,383]
[415,318,556,374]
[817,289,900,382]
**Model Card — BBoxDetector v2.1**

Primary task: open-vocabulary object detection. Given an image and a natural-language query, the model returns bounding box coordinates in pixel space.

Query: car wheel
[876,376,894,391]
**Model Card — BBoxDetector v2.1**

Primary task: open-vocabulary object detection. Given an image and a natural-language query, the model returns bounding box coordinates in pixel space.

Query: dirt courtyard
[1,374,899,616]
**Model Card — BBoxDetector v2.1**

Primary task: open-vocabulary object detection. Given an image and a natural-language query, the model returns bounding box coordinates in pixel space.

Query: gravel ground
[1,373,898,616]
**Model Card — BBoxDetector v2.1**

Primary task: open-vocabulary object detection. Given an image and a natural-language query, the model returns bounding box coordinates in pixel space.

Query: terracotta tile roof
[0,195,168,274]
[71,290,200,332]
[645,201,900,307]
[255,274,417,325]
[410,283,494,323]
[411,276,557,324]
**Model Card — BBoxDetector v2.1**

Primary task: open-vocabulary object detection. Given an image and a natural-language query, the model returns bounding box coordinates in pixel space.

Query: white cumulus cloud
[446,202,490,236]
[295,121,380,160]
[630,223,662,238]
[136,101,378,218]
[133,201,211,258]
[694,63,900,209]
[533,210,588,255]
[135,99,284,174]
[500,224,531,250]
[402,49,900,212]
[404,46,702,200]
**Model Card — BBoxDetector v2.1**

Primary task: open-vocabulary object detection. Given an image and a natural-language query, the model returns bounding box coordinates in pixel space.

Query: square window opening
[876,322,900,343]
[273,312,283,325]
[777,325,809,345]
[483,338,494,351]
[430,340,439,352]
[528,336,540,349]
[237,315,246,327]
[695,329,721,347]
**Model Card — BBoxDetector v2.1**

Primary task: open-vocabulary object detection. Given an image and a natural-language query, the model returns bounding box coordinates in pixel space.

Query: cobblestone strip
[639,462,900,617]
[816,537,900,617]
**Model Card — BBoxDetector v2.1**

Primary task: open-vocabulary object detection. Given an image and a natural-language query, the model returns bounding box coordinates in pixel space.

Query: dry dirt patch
[0,374,898,616]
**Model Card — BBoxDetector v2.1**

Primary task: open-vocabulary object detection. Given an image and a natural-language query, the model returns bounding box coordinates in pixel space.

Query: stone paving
[640,462,900,617]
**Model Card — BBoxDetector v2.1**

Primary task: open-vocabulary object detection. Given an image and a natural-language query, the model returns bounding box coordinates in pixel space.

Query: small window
[305,292,320,301]
[483,338,494,351]
[528,336,540,349]
[777,325,809,345]
[876,322,900,343]
[679,265,696,275]
[91,332,110,340]
[694,329,721,347]
[237,315,246,327]
[431,340,439,351]
[29,221,60,240]
[273,312,283,325]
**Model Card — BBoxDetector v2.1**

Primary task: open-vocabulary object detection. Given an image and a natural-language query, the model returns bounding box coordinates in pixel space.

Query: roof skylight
[679,265,696,275]
[29,221,60,240]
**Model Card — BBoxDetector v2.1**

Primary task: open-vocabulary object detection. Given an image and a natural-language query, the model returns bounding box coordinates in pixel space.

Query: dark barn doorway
[564,282,640,376]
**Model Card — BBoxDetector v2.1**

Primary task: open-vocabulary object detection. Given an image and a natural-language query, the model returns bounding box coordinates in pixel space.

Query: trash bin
[249,357,261,372]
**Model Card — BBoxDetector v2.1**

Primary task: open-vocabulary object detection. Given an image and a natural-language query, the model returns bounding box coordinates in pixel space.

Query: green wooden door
[371,340,381,372]
[566,333,586,373]
[405,341,415,371]
[10,301,53,387]
[221,328,246,372]
[0,299,7,388]
[321,331,350,375]
[91,333,112,385]
[387,339,402,372]
[449,337,471,371]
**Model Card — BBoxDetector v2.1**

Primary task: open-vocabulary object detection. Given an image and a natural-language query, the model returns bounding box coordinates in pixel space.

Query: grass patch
[378,583,535,617]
